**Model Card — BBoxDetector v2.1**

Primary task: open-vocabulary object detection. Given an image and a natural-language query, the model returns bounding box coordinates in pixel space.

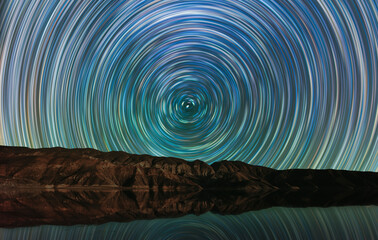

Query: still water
[1,206,377,240]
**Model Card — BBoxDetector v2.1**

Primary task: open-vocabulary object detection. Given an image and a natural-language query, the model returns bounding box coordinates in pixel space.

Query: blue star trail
[0,0,377,170]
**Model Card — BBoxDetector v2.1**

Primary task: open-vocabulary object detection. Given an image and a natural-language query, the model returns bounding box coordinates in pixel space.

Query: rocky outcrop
[0,146,206,190]
[1,146,378,191]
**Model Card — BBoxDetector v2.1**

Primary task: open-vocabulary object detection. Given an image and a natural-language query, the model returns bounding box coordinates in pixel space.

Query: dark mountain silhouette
[1,146,377,191]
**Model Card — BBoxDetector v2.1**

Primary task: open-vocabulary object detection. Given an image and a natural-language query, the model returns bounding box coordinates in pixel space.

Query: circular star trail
[0,0,377,170]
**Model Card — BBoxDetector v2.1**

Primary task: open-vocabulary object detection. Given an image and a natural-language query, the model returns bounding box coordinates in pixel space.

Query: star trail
[0,0,377,170]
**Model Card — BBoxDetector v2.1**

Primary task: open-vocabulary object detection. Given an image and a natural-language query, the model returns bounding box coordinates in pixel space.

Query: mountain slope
[1,146,377,191]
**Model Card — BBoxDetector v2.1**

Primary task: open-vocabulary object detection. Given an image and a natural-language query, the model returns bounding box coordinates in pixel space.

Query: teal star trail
[0,0,377,170]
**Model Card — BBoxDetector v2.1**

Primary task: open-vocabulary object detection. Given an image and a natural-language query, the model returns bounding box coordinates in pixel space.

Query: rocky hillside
[1,146,377,191]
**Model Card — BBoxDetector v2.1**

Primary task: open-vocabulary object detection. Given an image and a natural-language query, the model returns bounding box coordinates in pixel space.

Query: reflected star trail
[0,0,377,170]
[1,207,378,240]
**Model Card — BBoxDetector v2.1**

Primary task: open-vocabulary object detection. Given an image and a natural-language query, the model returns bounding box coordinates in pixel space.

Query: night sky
[0,0,377,171]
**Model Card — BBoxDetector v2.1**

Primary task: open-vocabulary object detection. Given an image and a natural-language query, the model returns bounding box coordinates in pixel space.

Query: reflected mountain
[2,186,378,227]
[1,146,377,227]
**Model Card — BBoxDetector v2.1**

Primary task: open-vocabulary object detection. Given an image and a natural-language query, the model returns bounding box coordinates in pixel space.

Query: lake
[1,206,377,240]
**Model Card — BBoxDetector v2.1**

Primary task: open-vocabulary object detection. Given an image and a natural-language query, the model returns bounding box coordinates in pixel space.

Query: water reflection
[1,206,377,240]
[1,189,377,227]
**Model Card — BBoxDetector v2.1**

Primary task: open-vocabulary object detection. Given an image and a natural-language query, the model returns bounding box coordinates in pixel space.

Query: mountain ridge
[1,145,377,191]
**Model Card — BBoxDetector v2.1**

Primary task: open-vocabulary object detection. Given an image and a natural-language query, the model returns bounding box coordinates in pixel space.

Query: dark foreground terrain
[1,146,377,227]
